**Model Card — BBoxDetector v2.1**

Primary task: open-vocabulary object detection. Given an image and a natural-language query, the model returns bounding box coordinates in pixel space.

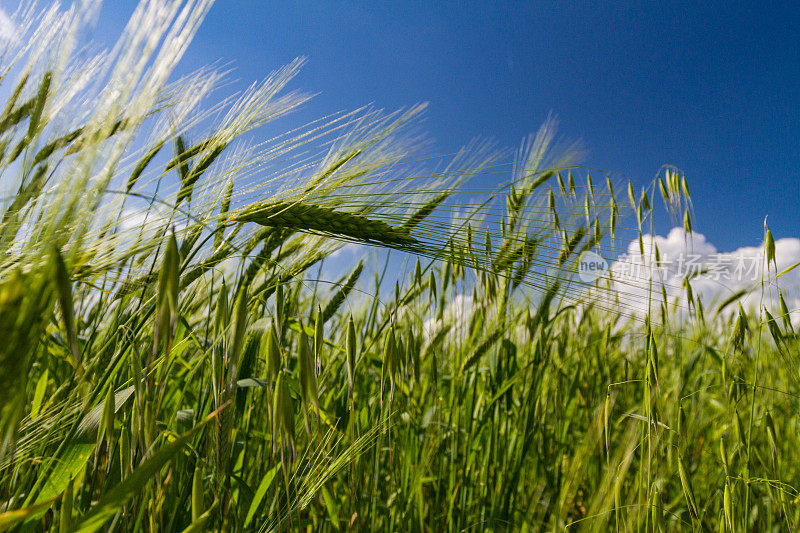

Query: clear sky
[19,1,800,250]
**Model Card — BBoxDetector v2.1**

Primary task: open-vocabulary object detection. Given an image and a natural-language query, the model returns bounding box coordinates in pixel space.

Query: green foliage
[0,3,797,532]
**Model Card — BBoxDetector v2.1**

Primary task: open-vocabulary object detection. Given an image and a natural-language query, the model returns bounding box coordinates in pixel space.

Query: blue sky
[11,1,800,250]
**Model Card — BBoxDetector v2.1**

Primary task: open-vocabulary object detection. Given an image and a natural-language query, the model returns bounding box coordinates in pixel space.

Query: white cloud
[319,242,368,285]
[590,227,800,323]
[422,292,474,343]
[119,205,169,236]
[0,9,17,43]
[327,242,362,261]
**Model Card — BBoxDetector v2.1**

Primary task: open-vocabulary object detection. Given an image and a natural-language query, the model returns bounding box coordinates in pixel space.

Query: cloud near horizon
[593,227,800,321]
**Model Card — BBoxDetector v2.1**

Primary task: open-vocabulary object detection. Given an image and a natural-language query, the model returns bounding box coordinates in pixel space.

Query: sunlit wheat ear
[232,201,415,246]
[272,370,295,458]
[346,316,357,402]
[297,328,319,434]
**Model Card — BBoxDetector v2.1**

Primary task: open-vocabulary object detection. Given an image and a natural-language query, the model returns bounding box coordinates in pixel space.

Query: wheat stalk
[233,200,416,246]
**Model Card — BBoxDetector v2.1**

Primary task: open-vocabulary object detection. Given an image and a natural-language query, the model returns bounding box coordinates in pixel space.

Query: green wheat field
[0,2,798,532]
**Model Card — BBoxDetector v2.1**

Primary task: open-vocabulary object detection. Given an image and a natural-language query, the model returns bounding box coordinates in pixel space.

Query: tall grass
[0,2,798,531]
